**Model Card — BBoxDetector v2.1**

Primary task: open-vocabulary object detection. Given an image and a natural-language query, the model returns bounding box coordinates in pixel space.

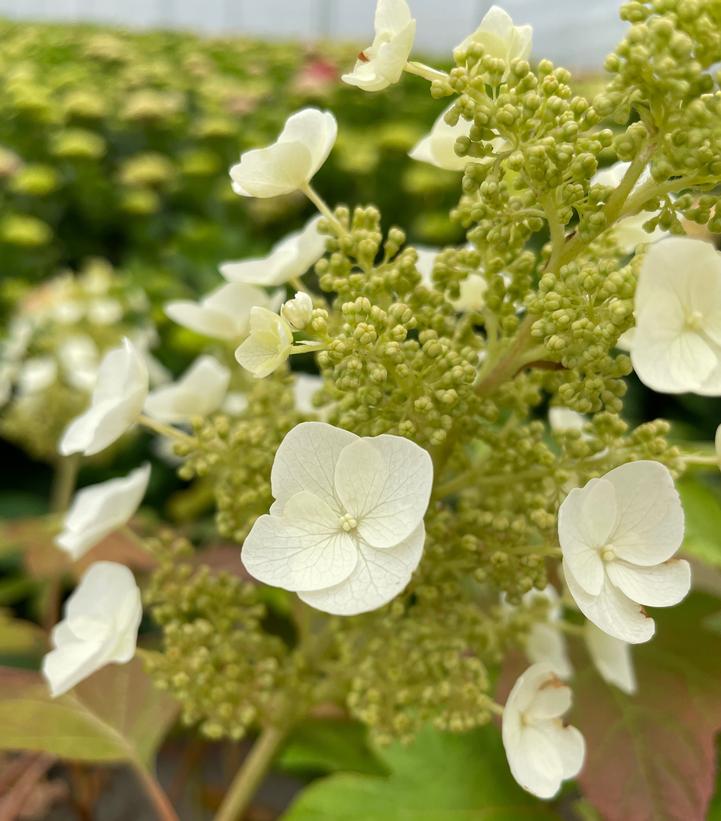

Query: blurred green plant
[0,20,461,316]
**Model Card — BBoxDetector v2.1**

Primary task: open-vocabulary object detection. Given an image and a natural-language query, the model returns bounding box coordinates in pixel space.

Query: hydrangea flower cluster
[0,259,158,461]
[34,0,721,808]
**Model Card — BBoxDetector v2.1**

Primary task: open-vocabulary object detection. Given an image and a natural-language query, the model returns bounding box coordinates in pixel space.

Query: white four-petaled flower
[502,662,585,799]
[144,355,230,422]
[220,217,325,287]
[559,460,690,644]
[165,282,279,342]
[241,421,433,615]
[235,307,295,378]
[42,562,142,697]
[229,108,337,198]
[56,464,151,560]
[59,338,148,456]
[629,237,721,395]
[342,0,416,93]
[458,5,532,66]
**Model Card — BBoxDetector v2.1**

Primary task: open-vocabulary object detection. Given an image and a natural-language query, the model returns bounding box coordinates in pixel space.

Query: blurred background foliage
[0,17,464,316]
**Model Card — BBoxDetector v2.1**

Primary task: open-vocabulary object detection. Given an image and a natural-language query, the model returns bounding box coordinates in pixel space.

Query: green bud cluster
[314,207,482,450]
[177,374,303,542]
[143,532,289,741]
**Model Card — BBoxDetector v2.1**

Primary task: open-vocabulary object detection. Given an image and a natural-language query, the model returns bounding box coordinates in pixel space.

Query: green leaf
[282,724,557,820]
[0,611,46,656]
[278,718,386,776]
[0,657,178,768]
[575,595,721,821]
[678,477,721,567]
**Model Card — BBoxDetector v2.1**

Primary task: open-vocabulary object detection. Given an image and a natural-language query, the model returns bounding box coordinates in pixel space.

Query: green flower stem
[137,414,195,447]
[558,146,653,268]
[620,173,719,220]
[404,61,450,84]
[50,453,80,514]
[540,192,565,273]
[301,184,349,239]
[214,724,289,821]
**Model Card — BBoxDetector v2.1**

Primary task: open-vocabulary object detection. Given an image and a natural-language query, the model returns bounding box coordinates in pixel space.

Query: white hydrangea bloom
[165,282,277,342]
[342,0,416,93]
[56,464,151,560]
[523,586,573,679]
[42,562,142,697]
[559,460,690,644]
[144,355,230,423]
[17,356,57,395]
[415,245,488,312]
[235,307,294,378]
[229,109,337,198]
[593,161,668,253]
[281,292,313,331]
[59,338,148,456]
[629,237,721,395]
[220,217,325,287]
[584,621,637,695]
[458,5,532,65]
[241,421,433,615]
[502,662,585,799]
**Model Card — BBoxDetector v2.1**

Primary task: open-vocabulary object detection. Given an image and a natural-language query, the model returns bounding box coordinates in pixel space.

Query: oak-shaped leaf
[282,724,555,820]
[0,656,177,768]
[575,595,721,821]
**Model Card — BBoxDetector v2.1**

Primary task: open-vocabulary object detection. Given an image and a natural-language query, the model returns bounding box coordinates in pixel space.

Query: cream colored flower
[220,217,325,287]
[502,663,585,799]
[629,237,721,395]
[342,0,416,92]
[235,307,294,378]
[229,108,337,198]
[165,282,277,342]
[144,355,230,422]
[42,562,142,697]
[560,460,690,644]
[59,338,148,456]
[242,422,433,615]
[56,464,151,560]
[281,292,313,331]
[458,5,532,66]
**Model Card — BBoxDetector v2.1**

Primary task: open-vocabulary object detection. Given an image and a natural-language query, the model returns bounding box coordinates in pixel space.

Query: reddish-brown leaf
[574,595,721,821]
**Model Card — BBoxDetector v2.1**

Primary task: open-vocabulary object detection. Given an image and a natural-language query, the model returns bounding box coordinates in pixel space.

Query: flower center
[684,310,705,332]
[338,513,358,532]
[600,545,616,562]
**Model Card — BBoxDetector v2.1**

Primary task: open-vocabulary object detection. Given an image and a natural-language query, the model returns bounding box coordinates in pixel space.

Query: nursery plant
[3,1,721,819]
